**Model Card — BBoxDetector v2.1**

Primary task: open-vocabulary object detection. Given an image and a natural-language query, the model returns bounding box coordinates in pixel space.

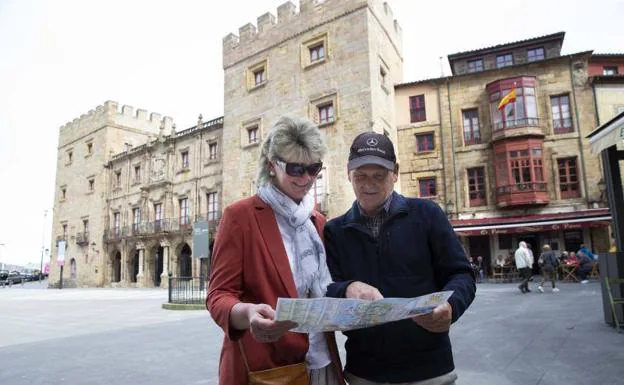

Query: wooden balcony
[496,182,550,208]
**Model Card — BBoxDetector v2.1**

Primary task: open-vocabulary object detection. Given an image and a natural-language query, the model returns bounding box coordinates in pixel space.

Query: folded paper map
[275,290,454,333]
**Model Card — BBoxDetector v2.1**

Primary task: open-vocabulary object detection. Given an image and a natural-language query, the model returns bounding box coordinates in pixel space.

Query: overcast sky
[1,0,623,266]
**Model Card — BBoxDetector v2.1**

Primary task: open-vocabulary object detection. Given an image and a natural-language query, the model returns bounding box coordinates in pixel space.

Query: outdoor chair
[604,277,624,333]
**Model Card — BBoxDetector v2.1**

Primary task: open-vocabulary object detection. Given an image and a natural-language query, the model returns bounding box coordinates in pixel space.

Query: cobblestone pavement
[1,280,623,384]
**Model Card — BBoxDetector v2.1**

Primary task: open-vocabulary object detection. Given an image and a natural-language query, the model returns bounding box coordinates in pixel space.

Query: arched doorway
[151,246,164,287]
[113,252,121,283]
[179,243,192,278]
[127,250,139,283]
[70,258,77,279]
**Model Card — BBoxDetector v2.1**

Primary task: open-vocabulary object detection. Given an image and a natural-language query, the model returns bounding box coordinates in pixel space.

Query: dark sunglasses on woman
[275,158,323,177]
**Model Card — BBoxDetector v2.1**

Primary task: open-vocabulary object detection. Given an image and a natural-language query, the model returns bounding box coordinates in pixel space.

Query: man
[324,132,476,385]
[514,241,532,293]
[578,243,596,261]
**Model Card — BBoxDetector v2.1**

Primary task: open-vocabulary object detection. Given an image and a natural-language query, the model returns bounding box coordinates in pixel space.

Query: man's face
[348,164,398,215]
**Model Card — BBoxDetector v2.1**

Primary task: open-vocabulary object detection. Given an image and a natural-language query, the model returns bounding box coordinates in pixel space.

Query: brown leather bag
[238,341,310,385]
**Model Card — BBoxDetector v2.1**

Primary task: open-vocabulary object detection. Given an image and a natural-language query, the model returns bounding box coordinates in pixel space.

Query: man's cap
[347,132,396,171]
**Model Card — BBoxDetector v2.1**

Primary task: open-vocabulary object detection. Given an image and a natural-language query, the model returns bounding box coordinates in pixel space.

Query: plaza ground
[0,279,623,384]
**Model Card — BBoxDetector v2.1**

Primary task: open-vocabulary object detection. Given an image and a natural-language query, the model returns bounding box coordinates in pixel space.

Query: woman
[537,244,559,293]
[207,115,344,385]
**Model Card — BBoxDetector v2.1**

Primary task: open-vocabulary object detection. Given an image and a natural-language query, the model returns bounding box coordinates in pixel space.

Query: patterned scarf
[257,184,332,298]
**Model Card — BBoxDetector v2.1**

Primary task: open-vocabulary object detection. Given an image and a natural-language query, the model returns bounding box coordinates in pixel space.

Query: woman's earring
[269,170,276,177]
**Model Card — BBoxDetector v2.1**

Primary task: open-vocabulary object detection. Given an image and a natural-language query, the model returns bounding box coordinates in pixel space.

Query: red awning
[451,208,611,236]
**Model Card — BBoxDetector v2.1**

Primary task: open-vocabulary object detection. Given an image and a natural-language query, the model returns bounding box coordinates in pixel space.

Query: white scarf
[257,184,331,299]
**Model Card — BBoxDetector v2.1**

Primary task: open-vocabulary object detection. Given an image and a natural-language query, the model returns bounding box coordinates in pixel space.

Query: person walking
[515,241,532,293]
[537,244,560,293]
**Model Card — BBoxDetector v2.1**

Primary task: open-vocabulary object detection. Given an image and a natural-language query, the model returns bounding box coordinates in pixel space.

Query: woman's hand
[247,304,298,343]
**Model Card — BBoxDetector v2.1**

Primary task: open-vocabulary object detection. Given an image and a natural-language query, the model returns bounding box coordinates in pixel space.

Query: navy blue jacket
[325,192,476,383]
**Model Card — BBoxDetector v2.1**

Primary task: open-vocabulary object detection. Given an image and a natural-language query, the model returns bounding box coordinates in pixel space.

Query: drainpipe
[568,58,590,207]
[437,84,448,208]
[446,80,460,216]
[591,81,605,177]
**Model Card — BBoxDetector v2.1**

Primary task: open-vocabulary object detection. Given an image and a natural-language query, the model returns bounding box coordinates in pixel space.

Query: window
[209,142,218,160]
[62,224,68,239]
[379,66,387,87]
[419,177,436,197]
[496,53,513,68]
[181,151,189,169]
[489,77,538,131]
[68,151,73,163]
[558,157,580,199]
[207,192,219,220]
[179,198,190,225]
[409,95,426,123]
[551,95,573,134]
[61,187,66,200]
[247,126,259,144]
[134,165,141,183]
[467,167,486,206]
[312,168,327,211]
[113,212,120,236]
[83,219,89,234]
[310,43,325,62]
[254,68,265,85]
[467,59,483,73]
[527,47,545,62]
[603,66,618,75]
[88,178,94,192]
[462,109,481,145]
[115,171,121,187]
[132,208,140,232]
[318,103,335,125]
[86,142,93,155]
[415,133,434,152]
[154,203,163,230]
[495,141,545,194]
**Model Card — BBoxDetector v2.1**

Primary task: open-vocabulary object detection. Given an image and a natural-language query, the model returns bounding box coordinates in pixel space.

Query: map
[275,290,454,333]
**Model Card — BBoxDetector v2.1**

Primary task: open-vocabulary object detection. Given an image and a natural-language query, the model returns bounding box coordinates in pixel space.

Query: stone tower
[221,0,403,215]
[50,101,173,286]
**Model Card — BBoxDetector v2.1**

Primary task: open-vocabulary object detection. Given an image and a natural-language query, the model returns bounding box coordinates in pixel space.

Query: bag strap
[237,340,251,374]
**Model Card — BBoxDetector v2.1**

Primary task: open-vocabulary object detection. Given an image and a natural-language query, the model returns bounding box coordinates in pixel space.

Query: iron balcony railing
[493,117,541,131]
[167,276,208,305]
[75,232,89,245]
[104,216,221,241]
[496,182,547,194]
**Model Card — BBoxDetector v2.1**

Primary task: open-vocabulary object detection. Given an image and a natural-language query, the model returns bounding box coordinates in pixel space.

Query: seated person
[559,251,569,263]
[576,252,594,284]
[476,256,486,282]
[578,244,596,261]
[566,251,579,266]
[495,254,505,268]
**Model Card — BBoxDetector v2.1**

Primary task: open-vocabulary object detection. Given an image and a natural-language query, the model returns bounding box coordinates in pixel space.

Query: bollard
[59,266,64,289]
[168,272,173,303]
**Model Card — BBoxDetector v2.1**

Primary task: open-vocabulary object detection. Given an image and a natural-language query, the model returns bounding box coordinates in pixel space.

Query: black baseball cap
[348,132,396,171]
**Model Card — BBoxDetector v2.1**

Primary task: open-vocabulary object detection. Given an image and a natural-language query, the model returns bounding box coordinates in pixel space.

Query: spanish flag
[497,88,517,110]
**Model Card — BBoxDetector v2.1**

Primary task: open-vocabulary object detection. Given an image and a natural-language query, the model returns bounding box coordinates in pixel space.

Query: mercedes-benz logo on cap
[366,138,379,146]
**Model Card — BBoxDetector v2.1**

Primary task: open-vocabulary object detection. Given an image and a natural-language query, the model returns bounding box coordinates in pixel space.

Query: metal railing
[104,216,221,242]
[167,275,208,305]
[75,232,89,245]
[497,182,547,194]
[493,118,541,131]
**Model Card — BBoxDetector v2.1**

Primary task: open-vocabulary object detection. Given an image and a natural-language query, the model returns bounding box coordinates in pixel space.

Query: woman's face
[270,156,322,202]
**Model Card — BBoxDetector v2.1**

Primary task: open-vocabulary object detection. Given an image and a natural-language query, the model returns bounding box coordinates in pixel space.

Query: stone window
[133,165,141,184]
[88,178,94,192]
[467,59,483,73]
[462,109,481,145]
[113,212,120,236]
[60,186,67,201]
[557,157,580,199]
[318,103,335,125]
[247,126,259,144]
[310,93,338,127]
[241,118,262,148]
[527,47,544,62]
[132,208,140,232]
[247,59,268,90]
[467,167,486,206]
[154,203,163,230]
[179,198,190,226]
[496,53,513,68]
[181,150,189,169]
[419,177,436,198]
[114,170,121,188]
[415,133,434,152]
[208,142,218,160]
[86,141,93,156]
[207,192,219,220]
[551,94,573,134]
[66,150,73,165]
[409,95,426,123]
[302,34,328,69]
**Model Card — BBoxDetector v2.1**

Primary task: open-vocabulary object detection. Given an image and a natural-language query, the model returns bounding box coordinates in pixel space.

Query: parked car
[5,271,23,285]
[0,270,8,282]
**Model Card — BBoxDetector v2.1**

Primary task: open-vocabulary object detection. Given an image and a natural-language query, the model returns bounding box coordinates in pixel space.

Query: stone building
[220,0,403,213]
[394,32,618,271]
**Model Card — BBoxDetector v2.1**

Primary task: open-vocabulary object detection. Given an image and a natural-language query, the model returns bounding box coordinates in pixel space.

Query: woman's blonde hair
[256,115,327,187]
[542,244,551,251]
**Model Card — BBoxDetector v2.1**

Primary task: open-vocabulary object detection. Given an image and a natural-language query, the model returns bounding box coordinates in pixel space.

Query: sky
[1,0,623,266]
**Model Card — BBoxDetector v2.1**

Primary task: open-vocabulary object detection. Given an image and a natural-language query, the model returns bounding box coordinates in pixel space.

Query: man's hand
[345,281,384,300]
[247,304,297,343]
[412,302,452,333]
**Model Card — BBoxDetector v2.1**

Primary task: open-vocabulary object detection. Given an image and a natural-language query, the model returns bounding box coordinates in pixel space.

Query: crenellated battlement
[222,0,402,68]
[59,101,174,145]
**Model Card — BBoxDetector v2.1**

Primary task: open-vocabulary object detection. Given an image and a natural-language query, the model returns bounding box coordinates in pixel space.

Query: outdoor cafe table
[559,263,579,282]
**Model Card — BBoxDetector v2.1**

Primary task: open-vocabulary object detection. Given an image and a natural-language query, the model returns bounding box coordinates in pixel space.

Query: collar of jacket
[342,191,408,228]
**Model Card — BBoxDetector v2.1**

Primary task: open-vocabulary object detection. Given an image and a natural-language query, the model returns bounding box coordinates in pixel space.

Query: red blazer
[207,195,345,385]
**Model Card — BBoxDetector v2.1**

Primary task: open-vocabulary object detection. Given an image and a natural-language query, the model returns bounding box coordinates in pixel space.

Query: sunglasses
[275,158,323,177]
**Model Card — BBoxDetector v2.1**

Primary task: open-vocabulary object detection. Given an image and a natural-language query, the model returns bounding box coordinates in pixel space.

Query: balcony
[75,232,89,245]
[496,182,550,208]
[104,228,122,243]
[492,118,544,142]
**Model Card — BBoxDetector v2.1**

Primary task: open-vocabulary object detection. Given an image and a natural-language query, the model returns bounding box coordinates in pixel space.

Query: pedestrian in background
[537,244,559,293]
[515,241,532,294]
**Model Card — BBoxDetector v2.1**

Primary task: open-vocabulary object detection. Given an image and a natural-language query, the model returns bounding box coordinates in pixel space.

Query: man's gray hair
[256,115,327,187]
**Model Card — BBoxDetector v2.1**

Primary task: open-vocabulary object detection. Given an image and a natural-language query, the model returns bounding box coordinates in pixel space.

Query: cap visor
[348,155,395,171]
